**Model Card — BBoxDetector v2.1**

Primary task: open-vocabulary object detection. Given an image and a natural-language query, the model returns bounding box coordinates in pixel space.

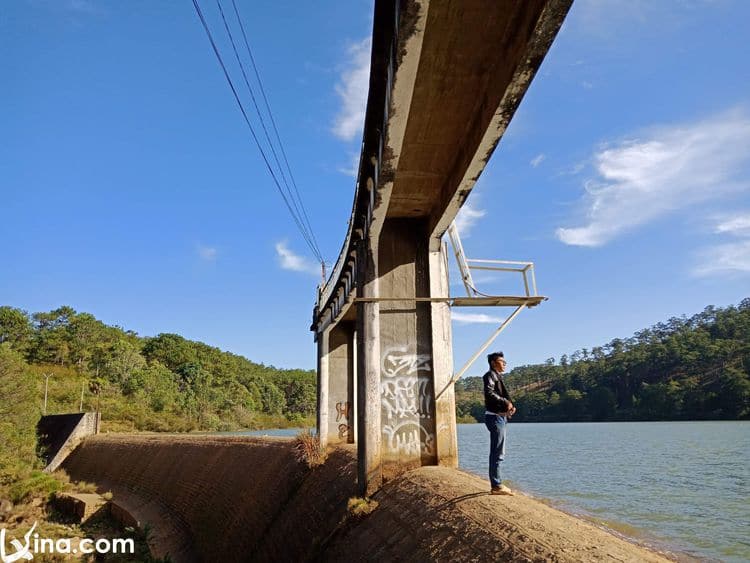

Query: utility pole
[43,373,53,415]
[79,380,85,412]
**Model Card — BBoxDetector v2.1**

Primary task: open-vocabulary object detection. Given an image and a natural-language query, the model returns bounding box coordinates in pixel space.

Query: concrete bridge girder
[315,0,572,495]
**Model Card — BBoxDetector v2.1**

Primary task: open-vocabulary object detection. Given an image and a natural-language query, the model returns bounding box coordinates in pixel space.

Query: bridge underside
[315,0,571,495]
[387,0,561,232]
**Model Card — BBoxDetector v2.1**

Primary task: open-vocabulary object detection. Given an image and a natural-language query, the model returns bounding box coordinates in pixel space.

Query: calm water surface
[459,421,750,562]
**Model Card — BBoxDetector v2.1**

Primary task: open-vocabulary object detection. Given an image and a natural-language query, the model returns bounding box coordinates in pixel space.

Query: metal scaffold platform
[438,221,549,394]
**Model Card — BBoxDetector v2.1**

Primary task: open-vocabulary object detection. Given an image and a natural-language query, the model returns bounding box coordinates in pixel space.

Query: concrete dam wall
[61,435,358,561]
[38,412,100,472]
[61,435,675,562]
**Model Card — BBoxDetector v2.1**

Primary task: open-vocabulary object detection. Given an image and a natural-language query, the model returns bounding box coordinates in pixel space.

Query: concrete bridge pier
[356,235,382,494]
[356,218,458,495]
[317,322,355,448]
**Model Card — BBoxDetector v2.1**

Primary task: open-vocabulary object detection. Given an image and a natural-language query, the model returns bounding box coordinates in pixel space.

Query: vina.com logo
[1,522,135,561]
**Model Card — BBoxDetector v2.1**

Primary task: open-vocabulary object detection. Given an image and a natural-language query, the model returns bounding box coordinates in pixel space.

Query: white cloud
[574,0,709,39]
[454,200,486,237]
[559,161,586,177]
[450,273,495,290]
[337,152,360,177]
[530,153,546,168]
[197,244,217,261]
[576,0,653,28]
[451,312,504,324]
[714,212,750,237]
[69,0,92,10]
[693,240,750,277]
[556,110,750,247]
[66,0,103,15]
[331,37,371,141]
[693,212,750,277]
[275,241,320,276]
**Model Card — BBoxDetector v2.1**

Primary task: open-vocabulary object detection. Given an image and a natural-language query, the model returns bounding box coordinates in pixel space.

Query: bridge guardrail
[314,0,400,331]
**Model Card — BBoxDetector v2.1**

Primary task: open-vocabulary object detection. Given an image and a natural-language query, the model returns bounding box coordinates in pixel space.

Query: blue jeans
[484,413,507,488]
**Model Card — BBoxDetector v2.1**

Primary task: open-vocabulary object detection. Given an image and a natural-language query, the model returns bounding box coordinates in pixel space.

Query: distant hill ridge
[456,299,750,422]
[0,305,316,432]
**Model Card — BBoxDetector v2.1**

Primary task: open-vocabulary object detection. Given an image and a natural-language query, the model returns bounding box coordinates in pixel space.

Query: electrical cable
[228,0,321,257]
[214,0,321,261]
[191,0,324,264]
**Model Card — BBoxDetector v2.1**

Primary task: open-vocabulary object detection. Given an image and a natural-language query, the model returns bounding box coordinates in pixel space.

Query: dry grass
[293,430,327,468]
[72,480,97,494]
[347,496,379,517]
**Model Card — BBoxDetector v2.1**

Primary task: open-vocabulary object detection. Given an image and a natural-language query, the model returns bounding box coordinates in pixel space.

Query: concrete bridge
[313,0,572,495]
[21,4,690,560]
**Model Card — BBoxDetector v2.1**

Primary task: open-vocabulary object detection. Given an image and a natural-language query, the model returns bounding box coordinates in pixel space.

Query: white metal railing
[464,259,538,298]
[447,222,538,299]
[435,221,546,397]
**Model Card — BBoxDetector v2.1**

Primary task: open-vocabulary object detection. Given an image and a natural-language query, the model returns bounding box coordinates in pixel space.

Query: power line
[213,0,320,259]
[191,0,324,264]
[228,0,321,257]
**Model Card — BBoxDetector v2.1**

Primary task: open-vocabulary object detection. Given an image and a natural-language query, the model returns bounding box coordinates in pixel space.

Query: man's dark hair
[487,351,504,366]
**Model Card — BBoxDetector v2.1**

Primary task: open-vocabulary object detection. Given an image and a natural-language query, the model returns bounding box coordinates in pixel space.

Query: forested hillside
[4,300,749,433]
[456,300,750,422]
[0,305,316,433]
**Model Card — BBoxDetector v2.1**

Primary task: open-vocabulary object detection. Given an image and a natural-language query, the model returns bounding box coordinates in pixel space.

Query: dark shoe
[490,484,514,496]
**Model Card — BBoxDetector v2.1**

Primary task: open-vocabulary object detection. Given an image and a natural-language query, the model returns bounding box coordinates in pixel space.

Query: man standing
[483,351,516,495]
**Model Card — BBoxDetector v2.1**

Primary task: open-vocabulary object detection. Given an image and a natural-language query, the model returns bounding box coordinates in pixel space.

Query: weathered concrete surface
[429,242,458,467]
[52,492,108,524]
[61,434,357,562]
[61,435,679,562]
[325,466,677,563]
[324,322,355,446]
[357,236,383,496]
[37,412,100,472]
[314,0,573,493]
[314,0,573,335]
[377,218,439,474]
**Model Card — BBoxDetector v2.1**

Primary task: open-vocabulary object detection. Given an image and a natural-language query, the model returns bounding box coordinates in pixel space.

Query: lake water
[459,421,750,562]
[242,421,749,562]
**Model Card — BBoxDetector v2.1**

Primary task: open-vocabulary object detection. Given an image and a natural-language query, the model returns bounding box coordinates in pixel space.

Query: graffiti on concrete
[381,377,431,420]
[382,421,435,456]
[335,401,351,422]
[334,402,352,440]
[381,346,432,378]
[380,346,435,456]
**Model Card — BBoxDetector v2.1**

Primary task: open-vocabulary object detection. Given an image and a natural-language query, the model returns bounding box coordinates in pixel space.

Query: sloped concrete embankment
[62,435,675,563]
[325,466,676,562]
[61,435,357,562]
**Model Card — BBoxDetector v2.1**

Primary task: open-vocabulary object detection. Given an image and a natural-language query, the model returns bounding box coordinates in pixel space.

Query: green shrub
[8,470,63,503]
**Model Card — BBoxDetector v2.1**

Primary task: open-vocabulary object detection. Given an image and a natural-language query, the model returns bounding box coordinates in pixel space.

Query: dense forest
[2,299,749,473]
[0,306,315,539]
[456,300,750,422]
[0,305,317,435]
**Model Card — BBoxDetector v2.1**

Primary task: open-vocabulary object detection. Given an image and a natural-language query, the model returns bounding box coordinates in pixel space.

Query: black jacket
[483,369,512,414]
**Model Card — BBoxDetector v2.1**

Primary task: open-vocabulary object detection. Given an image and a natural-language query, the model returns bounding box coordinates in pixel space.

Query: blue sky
[2,0,748,375]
